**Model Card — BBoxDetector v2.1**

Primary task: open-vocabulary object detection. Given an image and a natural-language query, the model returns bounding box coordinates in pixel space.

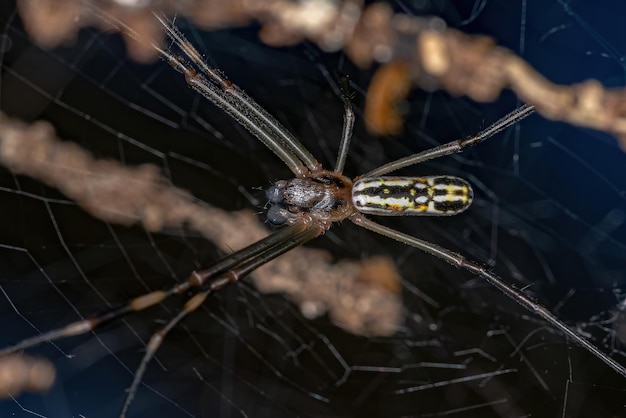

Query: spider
[2,9,625,418]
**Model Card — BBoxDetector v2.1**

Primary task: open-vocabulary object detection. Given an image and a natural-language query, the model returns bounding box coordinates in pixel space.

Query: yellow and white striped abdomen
[352,176,473,216]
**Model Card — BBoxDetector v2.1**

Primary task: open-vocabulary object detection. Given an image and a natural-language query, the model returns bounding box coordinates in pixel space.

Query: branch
[15,0,626,148]
[0,113,402,337]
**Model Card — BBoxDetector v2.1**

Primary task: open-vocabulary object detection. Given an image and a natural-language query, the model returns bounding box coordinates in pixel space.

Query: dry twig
[0,113,402,337]
[15,0,626,148]
[0,354,55,398]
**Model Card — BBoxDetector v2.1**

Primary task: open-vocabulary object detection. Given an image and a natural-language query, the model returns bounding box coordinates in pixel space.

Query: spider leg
[351,213,626,378]
[152,12,321,175]
[0,222,312,357]
[120,291,209,418]
[158,48,310,177]
[334,79,356,174]
[120,222,321,417]
[88,7,317,177]
[364,104,536,177]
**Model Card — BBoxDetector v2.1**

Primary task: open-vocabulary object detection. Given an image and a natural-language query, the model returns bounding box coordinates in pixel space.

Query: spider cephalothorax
[267,170,354,226]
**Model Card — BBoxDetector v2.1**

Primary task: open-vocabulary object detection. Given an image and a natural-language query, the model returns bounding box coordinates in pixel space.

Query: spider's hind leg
[351,213,626,378]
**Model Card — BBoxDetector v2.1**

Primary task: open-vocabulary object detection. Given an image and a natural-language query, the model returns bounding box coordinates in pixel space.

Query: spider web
[1,0,625,417]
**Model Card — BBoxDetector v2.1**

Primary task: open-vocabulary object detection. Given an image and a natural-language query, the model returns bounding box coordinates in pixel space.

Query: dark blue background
[0,1,625,417]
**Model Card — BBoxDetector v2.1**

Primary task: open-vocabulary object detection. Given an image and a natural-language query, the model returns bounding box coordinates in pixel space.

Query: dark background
[0,1,625,417]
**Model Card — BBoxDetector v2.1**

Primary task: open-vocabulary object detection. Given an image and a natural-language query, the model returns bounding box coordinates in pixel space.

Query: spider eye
[267,204,288,226]
[266,182,285,204]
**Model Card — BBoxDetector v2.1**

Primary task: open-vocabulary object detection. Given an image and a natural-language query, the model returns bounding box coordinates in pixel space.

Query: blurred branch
[0,354,55,398]
[15,0,626,147]
[0,113,402,337]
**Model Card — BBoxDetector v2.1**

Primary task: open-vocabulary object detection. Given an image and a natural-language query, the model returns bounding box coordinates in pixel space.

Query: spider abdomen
[352,176,473,216]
